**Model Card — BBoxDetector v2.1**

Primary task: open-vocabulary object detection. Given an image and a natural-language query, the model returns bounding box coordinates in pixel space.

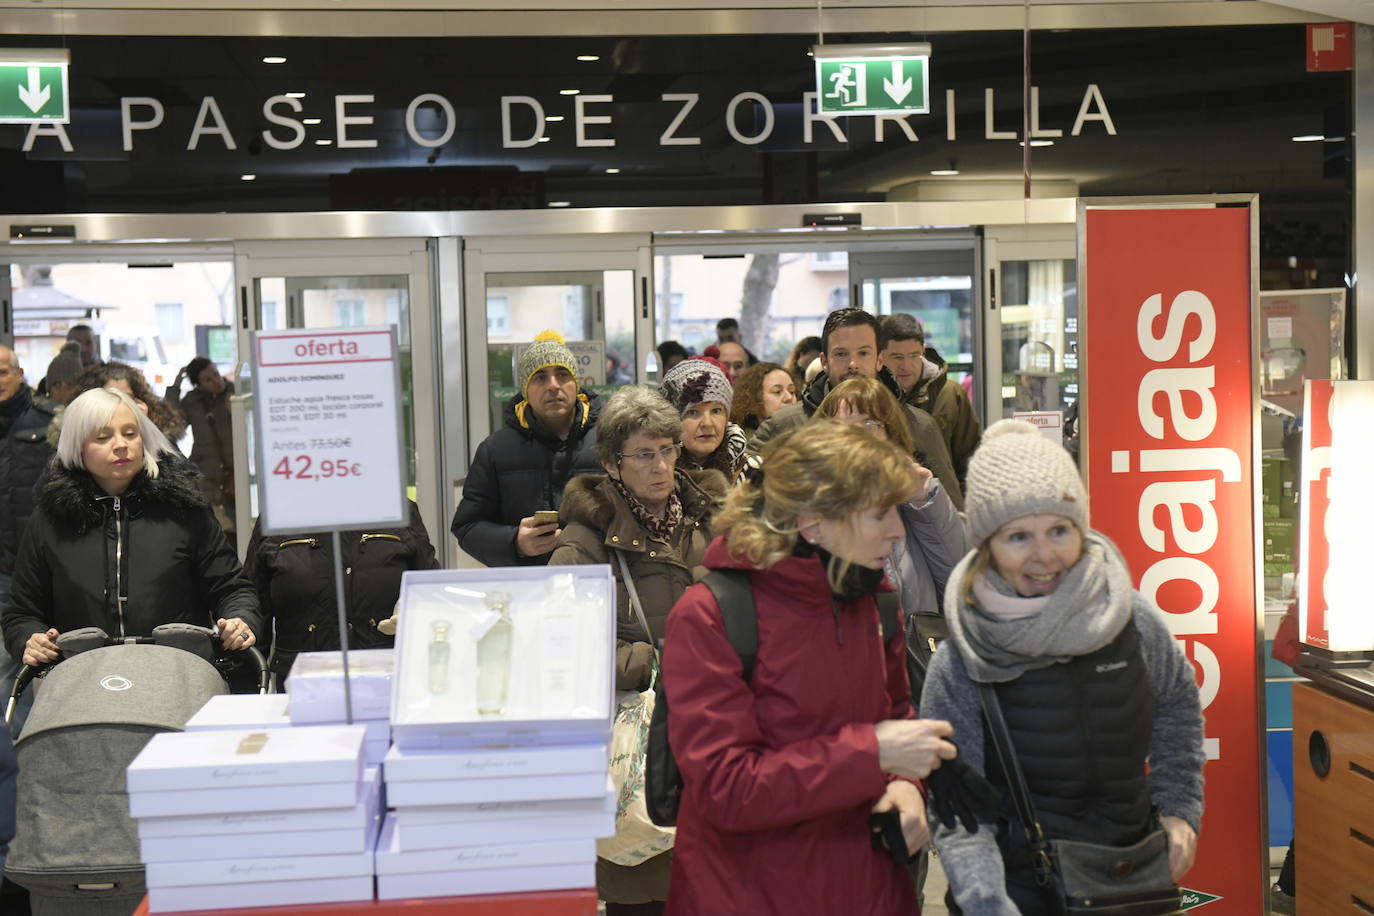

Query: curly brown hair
[75,362,187,442]
[813,376,914,456]
[730,362,791,431]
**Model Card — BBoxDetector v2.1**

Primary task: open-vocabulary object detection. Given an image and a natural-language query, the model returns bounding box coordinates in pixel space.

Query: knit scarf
[944,530,1136,683]
[609,475,682,543]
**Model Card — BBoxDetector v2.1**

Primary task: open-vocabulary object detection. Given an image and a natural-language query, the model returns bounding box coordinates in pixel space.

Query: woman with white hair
[2,387,260,667]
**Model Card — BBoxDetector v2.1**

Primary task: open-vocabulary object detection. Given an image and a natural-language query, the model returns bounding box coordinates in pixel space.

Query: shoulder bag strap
[613,547,659,690]
[977,683,1058,889]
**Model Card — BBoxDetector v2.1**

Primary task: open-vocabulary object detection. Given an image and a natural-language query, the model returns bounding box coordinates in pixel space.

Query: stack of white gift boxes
[286,648,396,766]
[375,567,616,900]
[127,712,381,913]
[127,565,615,910]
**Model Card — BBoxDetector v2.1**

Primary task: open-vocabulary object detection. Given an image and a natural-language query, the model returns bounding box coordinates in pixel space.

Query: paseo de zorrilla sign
[16,84,1119,153]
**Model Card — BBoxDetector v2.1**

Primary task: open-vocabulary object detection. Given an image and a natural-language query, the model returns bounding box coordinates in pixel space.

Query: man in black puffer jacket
[0,347,56,600]
[451,330,602,567]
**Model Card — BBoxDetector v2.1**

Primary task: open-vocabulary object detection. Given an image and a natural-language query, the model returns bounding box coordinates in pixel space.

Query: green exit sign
[814,43,930,117]
[0,49,70,124]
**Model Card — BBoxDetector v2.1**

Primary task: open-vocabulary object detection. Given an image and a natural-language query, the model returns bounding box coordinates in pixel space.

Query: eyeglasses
[618,443,682,466]
[860,420,885,433]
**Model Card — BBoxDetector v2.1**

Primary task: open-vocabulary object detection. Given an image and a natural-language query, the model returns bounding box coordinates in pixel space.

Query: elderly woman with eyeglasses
[549,384,729,916]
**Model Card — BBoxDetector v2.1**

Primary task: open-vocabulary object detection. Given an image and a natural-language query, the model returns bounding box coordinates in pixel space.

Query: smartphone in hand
[531,510,560,527]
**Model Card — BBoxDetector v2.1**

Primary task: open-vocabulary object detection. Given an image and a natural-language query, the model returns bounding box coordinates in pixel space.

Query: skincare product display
[391,568,614,746]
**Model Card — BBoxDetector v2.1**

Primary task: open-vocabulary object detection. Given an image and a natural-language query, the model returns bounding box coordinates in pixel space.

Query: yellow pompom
[533,329,567,345]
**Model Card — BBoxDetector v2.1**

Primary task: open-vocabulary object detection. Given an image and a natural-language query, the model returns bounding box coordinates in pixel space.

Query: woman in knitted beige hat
[659,357,748,483]
[920,419,1206,916]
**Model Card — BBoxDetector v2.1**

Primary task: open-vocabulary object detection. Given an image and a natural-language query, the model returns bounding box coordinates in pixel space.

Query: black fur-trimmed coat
[2,453,261,665]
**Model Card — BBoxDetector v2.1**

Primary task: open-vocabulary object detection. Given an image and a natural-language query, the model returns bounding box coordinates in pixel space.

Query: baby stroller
[4,624,270,916]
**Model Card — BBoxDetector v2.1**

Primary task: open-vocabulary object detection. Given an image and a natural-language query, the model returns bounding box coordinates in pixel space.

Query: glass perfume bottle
[476,593,514,716]
[428,620,451,694]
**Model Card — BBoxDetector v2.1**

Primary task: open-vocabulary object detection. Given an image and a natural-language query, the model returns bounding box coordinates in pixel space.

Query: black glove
[868,807,914,865]
[926,753,1001,833]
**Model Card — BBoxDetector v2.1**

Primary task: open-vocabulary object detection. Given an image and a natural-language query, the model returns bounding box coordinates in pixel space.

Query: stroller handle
[4,630,274,736]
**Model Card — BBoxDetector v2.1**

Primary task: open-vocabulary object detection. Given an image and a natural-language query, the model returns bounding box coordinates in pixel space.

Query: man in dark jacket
[451,330,602,567]
[0,345,56,608]
[0,345,51,879]
[748,309,963,508]
[879,312,982,488]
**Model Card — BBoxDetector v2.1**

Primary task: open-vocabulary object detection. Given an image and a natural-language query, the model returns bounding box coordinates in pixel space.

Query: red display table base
[134,889,598,916]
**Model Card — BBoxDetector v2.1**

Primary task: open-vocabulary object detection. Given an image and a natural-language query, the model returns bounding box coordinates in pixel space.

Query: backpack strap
[875,592,900,645]
[701,569,759,682]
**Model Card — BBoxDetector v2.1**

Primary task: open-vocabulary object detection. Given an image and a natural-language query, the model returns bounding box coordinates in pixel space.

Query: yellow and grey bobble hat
[518,329,579,396]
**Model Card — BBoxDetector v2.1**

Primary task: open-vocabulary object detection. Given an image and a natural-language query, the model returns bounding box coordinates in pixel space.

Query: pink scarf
[971,576,1050,621]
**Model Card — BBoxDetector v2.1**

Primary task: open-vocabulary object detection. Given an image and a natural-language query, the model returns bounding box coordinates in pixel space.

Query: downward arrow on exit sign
[0,49,70,124]
[813,42,930,117]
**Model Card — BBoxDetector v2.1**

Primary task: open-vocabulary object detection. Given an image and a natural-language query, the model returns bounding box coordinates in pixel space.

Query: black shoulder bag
[977,683,1184,916]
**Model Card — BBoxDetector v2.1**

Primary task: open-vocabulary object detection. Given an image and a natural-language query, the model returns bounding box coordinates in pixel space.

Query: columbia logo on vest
[1095,661,1128,674]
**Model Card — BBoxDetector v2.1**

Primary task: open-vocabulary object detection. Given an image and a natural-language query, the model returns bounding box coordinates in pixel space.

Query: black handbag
[977,683,1183,916]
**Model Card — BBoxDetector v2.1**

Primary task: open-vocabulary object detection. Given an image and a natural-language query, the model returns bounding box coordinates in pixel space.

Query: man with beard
[749,308,962,508]
[451,330,602,566]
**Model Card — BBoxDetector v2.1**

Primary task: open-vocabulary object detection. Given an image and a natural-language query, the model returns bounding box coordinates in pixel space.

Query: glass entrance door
[981,225,1078,456]
[849,243,981,412]
[460,237,651,447]
[232,240,439,558]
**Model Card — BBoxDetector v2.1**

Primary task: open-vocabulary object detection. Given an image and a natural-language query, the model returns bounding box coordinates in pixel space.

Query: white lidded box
[127,724,365,793]
[147,875,375,913]
[183,693,291,732]
[390,567,614,750]
[138,767,381,839]
[374,814,595,899]
[287,648,394,723]
[392,779,614,851]
[139,768,383,861]
[383,742,608,806]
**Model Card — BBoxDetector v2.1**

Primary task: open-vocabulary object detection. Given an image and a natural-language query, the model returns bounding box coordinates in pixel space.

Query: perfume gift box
[183,693,291,732]
[147,875,376,913]
[127,725,366,818]
[383,743,609,806]
[373,814,595,900]
[287,649,395,723]
[391,778,615,851]
[390,567,615,750]
[139,768,383,862]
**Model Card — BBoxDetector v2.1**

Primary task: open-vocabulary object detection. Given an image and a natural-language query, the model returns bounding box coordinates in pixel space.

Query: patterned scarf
[609,474,683,542]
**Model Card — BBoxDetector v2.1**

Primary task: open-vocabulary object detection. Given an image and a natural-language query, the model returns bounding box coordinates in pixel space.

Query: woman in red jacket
[662,420,957,916]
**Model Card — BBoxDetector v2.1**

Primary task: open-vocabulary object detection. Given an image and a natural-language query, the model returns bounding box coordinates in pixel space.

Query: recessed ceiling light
[605,168,621,174]
[549,201,572,207]
[1292,134,1324,142]
[240,174,257,181]
[262,56,287,64]
[545,115,565,122]
[538,136,551,143]
[1019,139,1055,147]
[1325,135,1347,142]
[315,138,332,145]
[577,55,600,62]
[559,89,580,95]
[929,168,959,176]
[285,92,305,99]
[303,118,322,125]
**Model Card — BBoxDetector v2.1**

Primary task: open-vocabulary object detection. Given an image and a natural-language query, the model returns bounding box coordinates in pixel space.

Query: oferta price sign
[252,327,407,535]
[0,49,69,124]
[813,43,930,116]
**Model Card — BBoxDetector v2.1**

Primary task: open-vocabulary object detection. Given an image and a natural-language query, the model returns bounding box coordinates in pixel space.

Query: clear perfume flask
[476,594,514,716]
[428,620,451,694]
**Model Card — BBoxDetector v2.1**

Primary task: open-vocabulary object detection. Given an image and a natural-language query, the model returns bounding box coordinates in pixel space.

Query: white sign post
[251,327,407,720]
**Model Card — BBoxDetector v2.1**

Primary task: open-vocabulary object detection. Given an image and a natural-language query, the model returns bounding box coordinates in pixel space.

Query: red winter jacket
[662,536,921,916]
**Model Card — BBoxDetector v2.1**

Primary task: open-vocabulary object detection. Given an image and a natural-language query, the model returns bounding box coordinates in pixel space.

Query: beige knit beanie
[964,419,1089,545]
